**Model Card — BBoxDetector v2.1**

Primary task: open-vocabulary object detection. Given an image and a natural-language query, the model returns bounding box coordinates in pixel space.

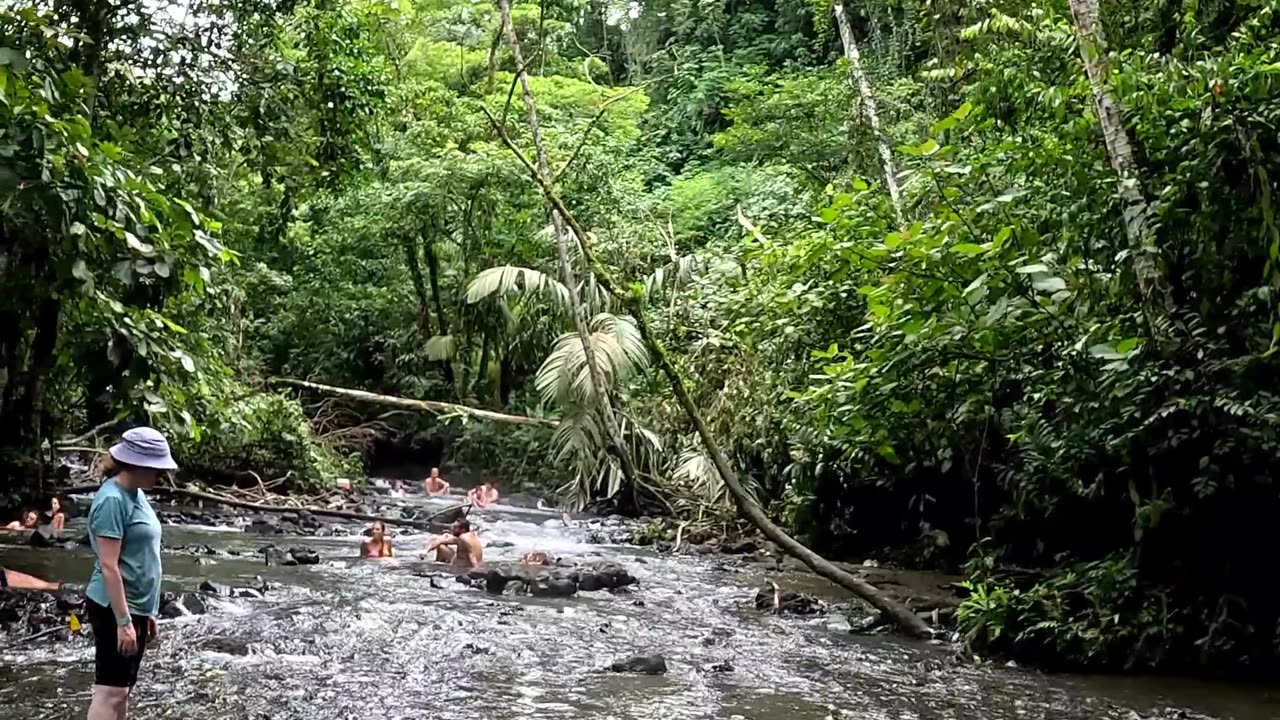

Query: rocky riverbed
[1,486,1276,720]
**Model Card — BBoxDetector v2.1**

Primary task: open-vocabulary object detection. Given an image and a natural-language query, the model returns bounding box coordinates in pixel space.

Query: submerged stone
[609,654,668,675]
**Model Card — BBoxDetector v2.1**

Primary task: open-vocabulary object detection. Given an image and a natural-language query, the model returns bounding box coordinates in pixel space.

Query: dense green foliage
[7,0,1280,672]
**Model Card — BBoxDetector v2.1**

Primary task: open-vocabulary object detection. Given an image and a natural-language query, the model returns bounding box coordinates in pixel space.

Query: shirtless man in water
[467,482,499,509]
[426,519,483,569]
[423,468,450,497]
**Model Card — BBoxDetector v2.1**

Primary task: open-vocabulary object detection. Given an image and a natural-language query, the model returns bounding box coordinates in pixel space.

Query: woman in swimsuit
[47,496,66,531]
[360,521,394,558]
[4,509,39,531]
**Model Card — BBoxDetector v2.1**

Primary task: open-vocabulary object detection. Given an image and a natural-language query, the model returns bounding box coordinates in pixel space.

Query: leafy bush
[173,391,359,493]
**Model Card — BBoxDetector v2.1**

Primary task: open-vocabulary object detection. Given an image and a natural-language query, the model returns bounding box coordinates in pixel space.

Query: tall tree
[1066,0,1175,322]
[834,2,904,226]
[494,0,640,490]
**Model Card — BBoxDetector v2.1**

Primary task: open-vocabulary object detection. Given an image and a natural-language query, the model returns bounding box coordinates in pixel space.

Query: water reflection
[1,491,1277,719]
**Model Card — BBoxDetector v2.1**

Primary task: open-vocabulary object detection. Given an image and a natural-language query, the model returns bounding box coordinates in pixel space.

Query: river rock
[199,580,235,597]
[753,587,826,615]
[159,592,209,618]
[608,654,667,675]
[723,539,759,555]
[575,562,638,592]
[286,546,321,565]
[245,517,280,535]
[706,660,734,673]
[530,574,578,598]
[0,589,82,639]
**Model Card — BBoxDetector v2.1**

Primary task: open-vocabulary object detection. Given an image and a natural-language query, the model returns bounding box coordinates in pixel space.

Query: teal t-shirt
[86,478,163,618]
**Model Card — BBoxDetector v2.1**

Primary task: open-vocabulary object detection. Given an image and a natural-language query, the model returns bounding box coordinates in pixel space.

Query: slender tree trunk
[495,0,640,488]
[1067,0,1175,321]
[481,117,934,638]
[423,239,458,389]
[834,2,904,227]
[402,234,434,338]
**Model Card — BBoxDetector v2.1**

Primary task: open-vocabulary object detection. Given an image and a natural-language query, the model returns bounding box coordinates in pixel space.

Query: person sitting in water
[466,482,499,509]
[388,480,406,499]
[361,521,394,559]
[426,519,483,569]
[0,566,61,591]
[46,496,66,532]
[519,551,551,566]
[4,509,39,531]
[423,467,450,497]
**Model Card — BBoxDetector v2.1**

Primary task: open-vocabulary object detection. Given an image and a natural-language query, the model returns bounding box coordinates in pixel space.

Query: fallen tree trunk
[269,378,558,427]
[62,484,469,531]
[482,110,935,639]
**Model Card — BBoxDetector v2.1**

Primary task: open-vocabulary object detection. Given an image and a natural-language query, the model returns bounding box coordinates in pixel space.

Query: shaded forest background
[5,0,1280,672]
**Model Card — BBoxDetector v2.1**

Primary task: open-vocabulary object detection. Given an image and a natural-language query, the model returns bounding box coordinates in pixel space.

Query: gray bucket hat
[109,427,178,471]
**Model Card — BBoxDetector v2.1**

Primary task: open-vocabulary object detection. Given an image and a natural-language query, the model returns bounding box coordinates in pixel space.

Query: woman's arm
[426,535,457,551]
[52,513,65,531]
[2,568,60,591]
[95,538,132,621]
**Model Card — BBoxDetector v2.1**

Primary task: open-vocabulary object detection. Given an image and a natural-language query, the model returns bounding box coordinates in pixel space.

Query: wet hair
[21,509,38,526]
[452,519,471,534]
[372,521,386,533]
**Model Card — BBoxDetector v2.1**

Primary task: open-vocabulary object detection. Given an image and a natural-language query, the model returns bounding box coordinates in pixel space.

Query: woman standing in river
[85,427,175,720]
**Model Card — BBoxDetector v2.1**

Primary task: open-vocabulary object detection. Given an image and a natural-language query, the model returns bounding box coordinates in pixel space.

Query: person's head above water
[430,467,440,478]
[48,497,61,514]
[370,520,386,539]
[104,426,178,490]
[450,519,471,536]
[20,509,38,528]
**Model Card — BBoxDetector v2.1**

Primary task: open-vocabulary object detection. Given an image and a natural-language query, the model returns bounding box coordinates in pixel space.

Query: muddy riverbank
[1,486,1277,720]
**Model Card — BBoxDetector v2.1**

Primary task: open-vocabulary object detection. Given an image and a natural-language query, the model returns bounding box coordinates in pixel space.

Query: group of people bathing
[4,496,67,532]
[385,467,500,510]
[359,468,506,568]
[360,517,550,569]
[360,518,484,568]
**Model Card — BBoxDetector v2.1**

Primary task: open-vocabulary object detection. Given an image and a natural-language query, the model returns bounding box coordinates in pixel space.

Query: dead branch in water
[61,483,469,531]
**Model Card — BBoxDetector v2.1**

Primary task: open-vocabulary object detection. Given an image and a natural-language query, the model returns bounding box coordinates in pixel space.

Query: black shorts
[0,568,7,588]
[86,599,151,687]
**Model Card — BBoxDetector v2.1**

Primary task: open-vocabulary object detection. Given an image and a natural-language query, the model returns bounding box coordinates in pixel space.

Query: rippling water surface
[2,489,1276,719]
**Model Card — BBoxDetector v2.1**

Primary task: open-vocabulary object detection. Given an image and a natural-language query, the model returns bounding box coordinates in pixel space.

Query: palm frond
[673,447,752,508]
[643,254,702,301]
[534,313,649,405]
[465,265,571,308]
[424,334,457,361]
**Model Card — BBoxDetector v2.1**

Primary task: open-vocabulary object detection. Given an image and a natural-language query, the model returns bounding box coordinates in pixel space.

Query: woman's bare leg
[87,686,128,720]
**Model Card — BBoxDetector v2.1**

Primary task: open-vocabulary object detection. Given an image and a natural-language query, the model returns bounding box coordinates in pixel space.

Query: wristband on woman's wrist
[115,612,132,627]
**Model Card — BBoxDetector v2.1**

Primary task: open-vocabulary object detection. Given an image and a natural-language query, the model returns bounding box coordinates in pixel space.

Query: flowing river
[1,485,1277,720]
